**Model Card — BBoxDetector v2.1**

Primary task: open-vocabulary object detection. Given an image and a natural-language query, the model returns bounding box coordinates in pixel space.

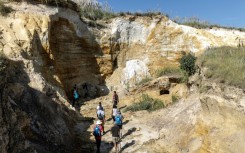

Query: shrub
[124,94,165,112]
[180,71,189,83]
[198,46,245,89]
[179,53,197,76]
[0,1,13,16]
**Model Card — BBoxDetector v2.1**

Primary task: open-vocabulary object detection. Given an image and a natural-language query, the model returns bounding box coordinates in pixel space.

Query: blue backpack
[74,91,79,99]
[115,115,122,125]
[93,125,101,137]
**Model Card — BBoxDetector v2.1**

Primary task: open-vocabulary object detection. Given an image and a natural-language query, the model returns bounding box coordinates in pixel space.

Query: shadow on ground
[122,127,137,140]
[119,140,135,153]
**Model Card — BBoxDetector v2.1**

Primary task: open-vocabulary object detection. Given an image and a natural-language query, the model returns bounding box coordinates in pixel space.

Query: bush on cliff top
[79,1,116,20]
[173,16,245,32]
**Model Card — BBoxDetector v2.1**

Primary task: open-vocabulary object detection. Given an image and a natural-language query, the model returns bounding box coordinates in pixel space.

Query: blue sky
[98,0,245,28]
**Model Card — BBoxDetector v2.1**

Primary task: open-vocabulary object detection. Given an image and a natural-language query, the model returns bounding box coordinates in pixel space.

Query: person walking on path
[112,91,119,106]
[111,122,121,152]
[93,120,103,153]
[97,106,105,133]
[97,102,104,111]
[111,105,118,122]
[115,109,124,137]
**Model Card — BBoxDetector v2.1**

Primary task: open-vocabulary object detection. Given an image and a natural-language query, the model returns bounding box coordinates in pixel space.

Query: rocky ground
[73,78,245,153]
[74,90,201,153]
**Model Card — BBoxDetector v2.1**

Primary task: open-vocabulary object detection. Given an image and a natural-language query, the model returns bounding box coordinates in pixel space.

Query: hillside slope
[0,2,245,153]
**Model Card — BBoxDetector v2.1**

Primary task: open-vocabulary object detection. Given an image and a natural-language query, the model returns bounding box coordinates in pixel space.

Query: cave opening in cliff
[160,89,169,95]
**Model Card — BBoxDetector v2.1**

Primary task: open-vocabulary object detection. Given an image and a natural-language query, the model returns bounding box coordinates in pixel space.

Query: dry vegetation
[173,17,245,32]
[155,66,182,78]
[198,46,245,89]
[124,94,165,112]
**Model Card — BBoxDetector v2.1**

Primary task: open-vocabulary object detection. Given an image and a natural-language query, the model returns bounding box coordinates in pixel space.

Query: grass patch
[155,67,182,78]
[0,1,13,16]
[79,1,117,21]
[133,11,168,18]
[155,66,188,83]
[118,11,168,18]
[124,94,165,112]
[171,95,179,103]
[198,46,245,89]
[136,77,152,86]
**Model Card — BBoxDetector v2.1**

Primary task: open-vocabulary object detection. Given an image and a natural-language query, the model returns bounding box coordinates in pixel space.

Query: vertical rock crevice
[48,17,107,98]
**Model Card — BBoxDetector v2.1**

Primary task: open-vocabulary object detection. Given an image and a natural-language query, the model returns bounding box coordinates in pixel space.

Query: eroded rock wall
[102,15,245,90]
[2,3,245,93]
[197,83,245,153]
[1,3,112,100]
[0,57,80,153]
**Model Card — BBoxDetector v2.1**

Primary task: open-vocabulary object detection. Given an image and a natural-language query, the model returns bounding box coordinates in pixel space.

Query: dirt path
[74,93,201,153]
[75,94,138,153]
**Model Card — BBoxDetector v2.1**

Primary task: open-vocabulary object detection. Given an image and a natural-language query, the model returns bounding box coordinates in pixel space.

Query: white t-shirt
[97,105,104,110]
[112,108,118,116]
[97,110,105,117]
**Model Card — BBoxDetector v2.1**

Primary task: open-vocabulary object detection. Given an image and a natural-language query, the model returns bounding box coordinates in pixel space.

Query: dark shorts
[113,101,118,106]
[112,116,115,121]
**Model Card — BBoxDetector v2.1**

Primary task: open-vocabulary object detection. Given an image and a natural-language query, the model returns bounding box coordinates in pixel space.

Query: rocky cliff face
[0,57,80,153]
[2,3,245,93]
[105,16,245,90]
[0,2,245,153]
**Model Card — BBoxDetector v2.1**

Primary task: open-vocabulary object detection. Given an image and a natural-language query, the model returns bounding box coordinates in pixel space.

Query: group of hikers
[71,84,123,152]
[93,91,123,153]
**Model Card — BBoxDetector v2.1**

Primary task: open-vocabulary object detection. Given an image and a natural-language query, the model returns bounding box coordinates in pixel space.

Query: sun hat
[96,120,102,125]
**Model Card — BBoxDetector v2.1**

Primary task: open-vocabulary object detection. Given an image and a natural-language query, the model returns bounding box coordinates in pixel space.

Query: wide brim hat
[96,120,102,125]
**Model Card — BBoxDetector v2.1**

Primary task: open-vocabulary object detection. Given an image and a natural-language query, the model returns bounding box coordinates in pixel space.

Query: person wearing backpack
[72,86,79,107]
[112,91,119,106]
[115,109,124,138]
[111,122,121,152]
[93,120,103,153]
[115,109,124,128]
[97,107,105,133]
